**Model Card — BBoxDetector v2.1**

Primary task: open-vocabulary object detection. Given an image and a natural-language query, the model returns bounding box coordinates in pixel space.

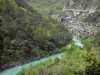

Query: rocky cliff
[60,0,100,36]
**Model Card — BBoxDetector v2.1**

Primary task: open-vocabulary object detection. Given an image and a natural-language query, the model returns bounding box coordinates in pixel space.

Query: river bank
[0,36,83,75]
[0,53,63,75]
[0,51,63,72]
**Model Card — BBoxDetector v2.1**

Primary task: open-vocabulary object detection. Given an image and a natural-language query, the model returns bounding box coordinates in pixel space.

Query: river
[0,36,83,75]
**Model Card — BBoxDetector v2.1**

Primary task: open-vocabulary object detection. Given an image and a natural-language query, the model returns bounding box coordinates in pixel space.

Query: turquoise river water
[0,36,83,75]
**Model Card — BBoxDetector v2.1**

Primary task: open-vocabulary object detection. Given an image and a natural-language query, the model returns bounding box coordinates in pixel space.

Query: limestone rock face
[61,0,100,36]
[64,0,99,10]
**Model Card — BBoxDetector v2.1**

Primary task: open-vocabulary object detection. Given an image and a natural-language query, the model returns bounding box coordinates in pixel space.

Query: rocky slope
[27,0,100,36]
[59,0,100,36]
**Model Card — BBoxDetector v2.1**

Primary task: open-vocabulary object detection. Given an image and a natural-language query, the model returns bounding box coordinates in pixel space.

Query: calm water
[0,53,63,75]
[73,36,84,48]
[0,36,83,75]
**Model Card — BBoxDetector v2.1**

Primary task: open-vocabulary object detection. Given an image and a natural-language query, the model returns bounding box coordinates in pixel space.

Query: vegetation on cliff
[0,0,100,74]
[28,0,66,17]
[0,0,71,69]
[17,36,100,75]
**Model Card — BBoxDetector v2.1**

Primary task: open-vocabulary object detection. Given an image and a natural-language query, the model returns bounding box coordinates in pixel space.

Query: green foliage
[17,59,54,75]
[0,0,6,11]
[0,0,72,69]
[17,41,100,75]
[25,13,30,24]
[28,0,66,17]
[94,31,100,46]
[61,44,86,75]
[82,50,100,75]
[85,61,100,75]
[32,26,48,36]
[55,46,67,53]
[20,7,28,12]
[10,40,16,45]
[8,0,18,12]
[82,38,92,50]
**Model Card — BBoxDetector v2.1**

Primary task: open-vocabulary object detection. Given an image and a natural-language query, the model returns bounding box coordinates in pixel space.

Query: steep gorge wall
[0,0,72,70]
[61,0,100,36]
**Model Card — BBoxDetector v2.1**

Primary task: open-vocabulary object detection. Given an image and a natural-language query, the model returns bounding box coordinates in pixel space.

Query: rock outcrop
[60,0,100,36]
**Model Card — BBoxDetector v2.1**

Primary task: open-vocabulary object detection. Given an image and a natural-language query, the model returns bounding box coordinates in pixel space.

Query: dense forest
[17,35,100,75]
[17,0,100,75]
[0,0,71,70]
[0,0,100,75]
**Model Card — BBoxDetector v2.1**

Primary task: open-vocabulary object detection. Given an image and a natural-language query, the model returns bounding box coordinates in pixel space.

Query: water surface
[0,36,83,75]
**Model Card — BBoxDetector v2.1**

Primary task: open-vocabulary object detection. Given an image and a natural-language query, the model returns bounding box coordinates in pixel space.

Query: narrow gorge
[0,0,100,75]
